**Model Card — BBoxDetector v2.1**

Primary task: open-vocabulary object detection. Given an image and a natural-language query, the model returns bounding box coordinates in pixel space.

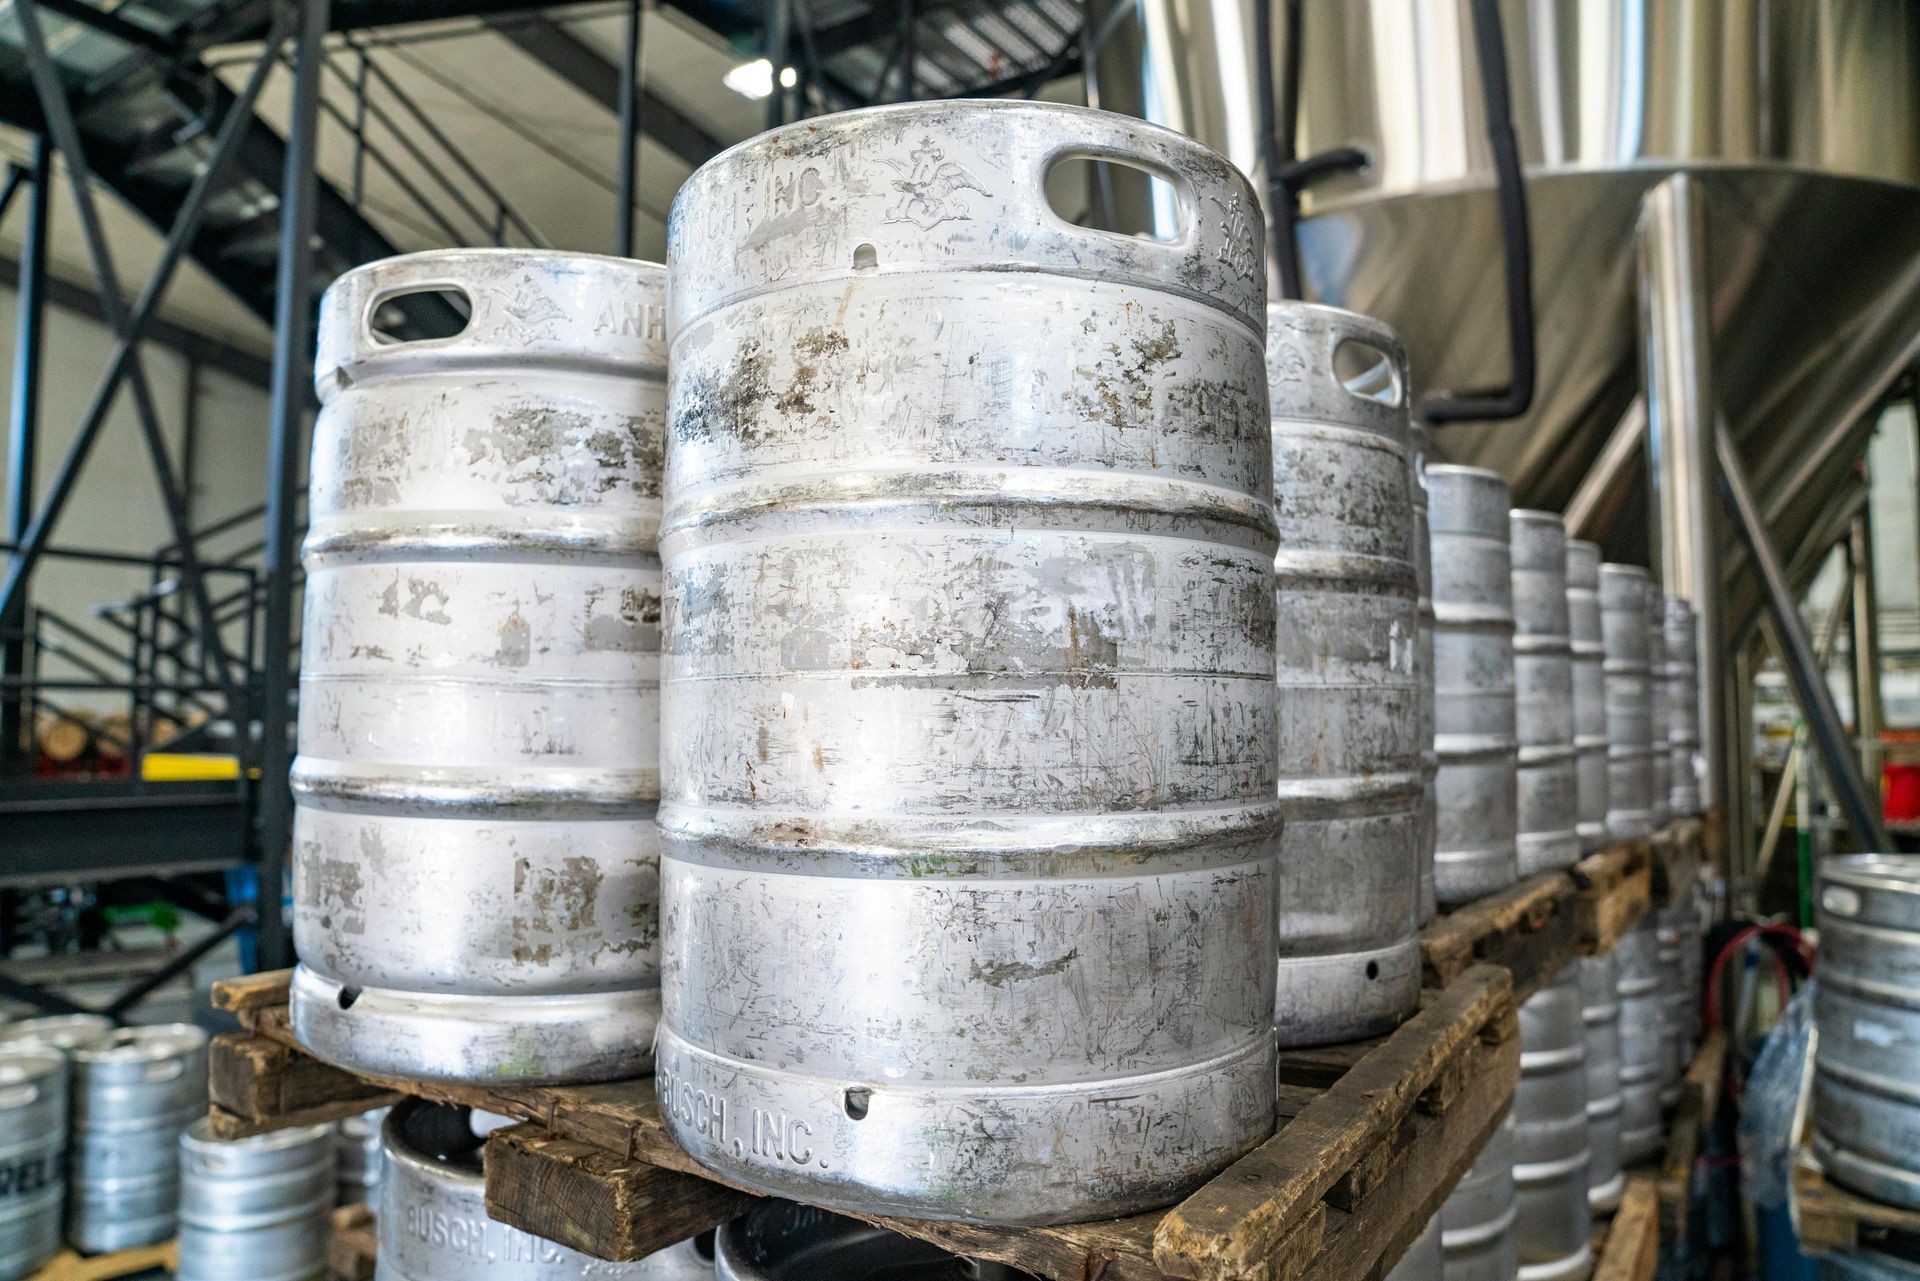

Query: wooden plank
[208,1032,402,1136]
[1152,965,1516,1281]
[1420,873,1578,1002]
[1656,1030,1726,1246]
[1794,1159,1920,1262]
[330,1205,377,1281]
[29,1242,179,1281]
[484,1124,760,1262]
[1594,1179,1659,1281]
[1650,821,1703,908]
[210,968,294,1013]
[1569,840,1651,955]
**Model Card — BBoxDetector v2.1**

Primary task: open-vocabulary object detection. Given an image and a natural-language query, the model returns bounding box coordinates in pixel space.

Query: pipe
[1716,423,1891,852]
[2,139,49,774]
[615,0,641,258]
[1564,397,1645,540]
[1851,512,1886,789]
[1755,562,1853,890]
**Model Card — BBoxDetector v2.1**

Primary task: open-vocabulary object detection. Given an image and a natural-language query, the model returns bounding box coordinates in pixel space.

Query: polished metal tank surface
[0,1049,66,1281]
[1813,856,1920,1209]
[1576,954,1624,1215]
[1427,466,1518,907]
[67,1024,208,1252]
[1600,567,1655,840]
[1664,599,1702,816]
[716,1200,1031,1280]
[1654,906,1694,1109]
[375,1102,711,1280]
[1441,1113,1519,1281]
[657,101,1281,1224]
[1412,424,1438,925]
[1614,920,1666,1164]
[335,1107,389,1207]
[1267,303,1421,1045]
[0,1015,111,1054]
[1387,1215,1442,1281]
[290,249,668,1086]
[1564,543,1608,854]
[1645,599,1672,832]
[1510,512,1578,876]
[1513,968,1593,1281]
[177,1119,336,1281]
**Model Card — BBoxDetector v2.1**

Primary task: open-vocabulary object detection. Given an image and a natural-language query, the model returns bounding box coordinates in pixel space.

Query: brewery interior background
[0,2,1913,1280]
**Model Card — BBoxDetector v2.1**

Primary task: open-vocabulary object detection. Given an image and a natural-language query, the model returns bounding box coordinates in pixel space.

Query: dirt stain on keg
[969,948,1078,987]
[777,327,849,417]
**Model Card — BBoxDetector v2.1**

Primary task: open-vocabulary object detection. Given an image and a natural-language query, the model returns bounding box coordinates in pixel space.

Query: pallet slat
[1794,1158,1920,1261]
[1655,1029,1726,1247]
[1593,1179,1659,1281]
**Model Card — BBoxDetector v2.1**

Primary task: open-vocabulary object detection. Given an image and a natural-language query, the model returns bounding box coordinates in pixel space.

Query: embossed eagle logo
[494,275,567,344]
[878,139,990,231]
[1210,193,1258,281]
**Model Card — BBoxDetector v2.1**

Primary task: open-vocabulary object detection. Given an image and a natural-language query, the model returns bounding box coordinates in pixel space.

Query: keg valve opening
[843,1086,871,1121]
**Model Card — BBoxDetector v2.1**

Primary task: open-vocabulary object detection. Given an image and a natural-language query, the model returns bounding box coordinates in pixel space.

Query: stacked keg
[0,1047,66,1281]
[1655,905,1694,1108]
[177,1120,335,1281]
[1563,543,1609,853]
[1412,424,1438,924]
[1512,968,1592,1281]
[1266,304,1422,1043]
[1510,512,1578,876]
[1645,597,1671,831]
[655,102,1281,1222]
[0,1015,111,1054]
[377,1101,713,1280]
[1663,599,1701,816]
[1599,566,1655,840]
[66,1024,207,1252]
[1428,467,1519,907]
[1812,856,1920,1209]
[290,250,669,1086]
[1440,1113,1519,1281]
[1387,1217,1443,1281]
[1577,954,1625,1214]
[335,1106,389,1207]
[716,1201,1031,1279]
[1614,919,1667,1164]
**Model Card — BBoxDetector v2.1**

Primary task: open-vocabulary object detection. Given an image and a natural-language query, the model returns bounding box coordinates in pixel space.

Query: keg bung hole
[1333,338,1403,407]
[843,1086,871,1121]
[1365,961,1380,981]
[1044,152,1189,243]
[852,242,879,272]
[366,285,473,346]
[336,986,362,1011]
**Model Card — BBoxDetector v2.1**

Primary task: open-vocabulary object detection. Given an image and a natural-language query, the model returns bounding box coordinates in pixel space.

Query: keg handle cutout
[1333,337,1404,408]
[142,1059,186,1084]
[364,282,474,347]
[1041,149,1193,245]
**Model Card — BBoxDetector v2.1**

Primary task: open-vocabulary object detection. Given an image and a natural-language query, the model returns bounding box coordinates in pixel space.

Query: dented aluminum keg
[1646,597,1671,831]
[1428,466,1519,907]
[1664,598,1701,816]
[335,1106,389,1207]
[0,1015,111,1054]
[1614,918,1666,1164]
[0,1048,65,1281]
[1563,543,1608,854]
[1813,856,1920,1209]
[1511,512,1578,876]
[1600,566,1655,840]
[1411,423,1438,926]
[177,1119,336,1281]
[716,1200,1030,1280]
[67,1024,208,1252]
[291,249,668,1086]
[1387,1215,1443,1281]
[1267,303,1421,1045]
[1577,954,1624,1215]
[657,101,1281,1223]
[376,1101,711,1280]
[1442,1113,1519,1281]
[1513,967,1592,1281]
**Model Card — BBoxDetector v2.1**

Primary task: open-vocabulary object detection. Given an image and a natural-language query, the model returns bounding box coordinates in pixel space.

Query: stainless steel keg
[0,1015,111,1054]
[1645,597,1671,831]
[1412,422,1438,925]
[1513,967,1592,1281]
[1614,918,1666,1164]
[1442,1113,1519,1281]
[1428,466,1519,907]
[716,1200,1031,1280]
[336,1106,389,1207]
[1663,598,1701,816]
[1813,856,1920,1209]
[376,1101,711,1280]
[1654,905,1693,1108]
[291,249,668,1086]
[1820,1251,1920,1281]
[67,1023,208,1252]
[0,1048,65,1281]
[1510,512,1578,877]
[658,101,1281,1224]
[1599,566,1655,840]
[1563,543,1608,854]
[177,1119,336,1281]
[1387,1215,1443,1281]
[1576,954,1624,1215]
[1267,303,1421,1045]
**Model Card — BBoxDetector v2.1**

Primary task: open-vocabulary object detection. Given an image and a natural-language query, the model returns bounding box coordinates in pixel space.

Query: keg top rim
[1424,463,1506,484]
[72,1022,207,1064]
[1822,853,1920,892]
[1511,508,1566,528]
[0,1045,66,1079]
[1599,561,1652,582]
[0,1013,112,1052]
[334,246,667,284]
[183,1113,333,1151]
[1265,300,1406,348]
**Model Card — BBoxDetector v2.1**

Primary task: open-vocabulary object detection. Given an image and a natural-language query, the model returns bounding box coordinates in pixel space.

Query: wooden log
[1593,1179,1659,1281]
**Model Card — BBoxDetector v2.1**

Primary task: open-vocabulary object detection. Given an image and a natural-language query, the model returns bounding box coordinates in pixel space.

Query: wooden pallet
[27,1242,177,1281]
[330,1205,378,1281]
[211,965,1519,1281]
[1592,1179,1660,1281]
[1794,1154,1920,1264]
[1652,1029,1727,1248]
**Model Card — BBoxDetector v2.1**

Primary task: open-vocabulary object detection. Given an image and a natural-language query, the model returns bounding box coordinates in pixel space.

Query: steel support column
[1716,423,1891,851]
[257,0,330,972]
[616,0,641,258]
[765,0,791,130]
[1851,511,1886,791]
[1638,174,1726,825]
[2,139,50,774]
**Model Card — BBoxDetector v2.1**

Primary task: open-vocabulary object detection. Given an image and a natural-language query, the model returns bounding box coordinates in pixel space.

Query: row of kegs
[0,1013,383,1281]
[284,97,1705,1225]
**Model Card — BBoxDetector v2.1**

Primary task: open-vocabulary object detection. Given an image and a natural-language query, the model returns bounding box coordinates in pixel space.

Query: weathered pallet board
[1568,838,1651,955]
[1794,1157,1920,1263]
[1593,1179,1660,1281]
[210,965,1519,1281]
[330,1205,377,1281]
[1649,819,1705,908]
[27,1242,177,1281]
[1655,1029,1727,1247]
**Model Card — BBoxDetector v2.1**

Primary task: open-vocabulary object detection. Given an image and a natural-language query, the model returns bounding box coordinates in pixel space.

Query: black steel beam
[2,142,50,776]
[0,781,253,888]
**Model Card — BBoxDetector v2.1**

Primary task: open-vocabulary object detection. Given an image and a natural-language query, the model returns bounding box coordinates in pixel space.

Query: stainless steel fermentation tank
[1085,0,1920,849]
